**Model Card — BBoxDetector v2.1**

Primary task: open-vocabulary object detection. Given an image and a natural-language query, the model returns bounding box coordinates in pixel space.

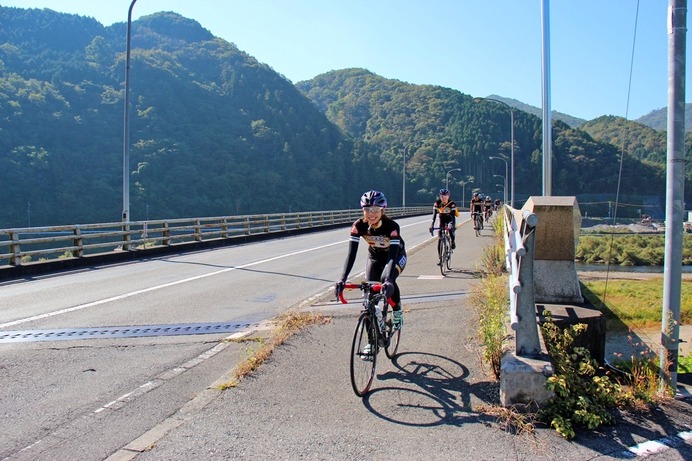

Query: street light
[460,180,473,208]
[123,0,138,225]
[493,174,507,204]
[445,168,462,190]
[490,156,509,205]
[474,97,515,207]
[403,143,414,208]
[495,184,505,201]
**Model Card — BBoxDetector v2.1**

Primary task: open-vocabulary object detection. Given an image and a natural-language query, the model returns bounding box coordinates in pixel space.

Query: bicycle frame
[432,225,453,275]
[339,281,400,396]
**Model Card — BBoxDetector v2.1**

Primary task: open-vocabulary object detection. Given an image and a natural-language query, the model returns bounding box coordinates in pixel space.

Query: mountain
[483,95,587,128]
[0,7,390,227]
[0,7,687,227]
[297,68,676,218]
[635,104,692,132]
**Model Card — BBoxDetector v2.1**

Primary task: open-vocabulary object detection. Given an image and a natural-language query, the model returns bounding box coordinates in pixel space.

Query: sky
[1,1,687,121]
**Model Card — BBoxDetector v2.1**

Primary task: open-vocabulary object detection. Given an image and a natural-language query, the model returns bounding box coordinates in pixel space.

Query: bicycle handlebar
[338,281,394,305]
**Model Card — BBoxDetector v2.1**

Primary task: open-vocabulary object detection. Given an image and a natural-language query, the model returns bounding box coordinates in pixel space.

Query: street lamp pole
[495,184,505,202]
[489,156,508,205]
[445,168,462,191]
[474,97,515,207]
[123,0,138,224]
[460,180,473,208]
[493,174,507,204]
[403,143,413,208]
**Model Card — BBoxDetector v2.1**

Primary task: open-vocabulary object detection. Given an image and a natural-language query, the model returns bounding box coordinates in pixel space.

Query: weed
[470,273,509,380]
[476,403,537,438]
[217,311,330,389]
[538,311,624,440]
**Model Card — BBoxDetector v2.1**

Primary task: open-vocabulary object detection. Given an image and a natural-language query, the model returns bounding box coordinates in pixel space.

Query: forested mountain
[0,7,688,227]
[297,69,678,217]
[482,94,587,128]
[0,7,387,227]
[635,103,692,132]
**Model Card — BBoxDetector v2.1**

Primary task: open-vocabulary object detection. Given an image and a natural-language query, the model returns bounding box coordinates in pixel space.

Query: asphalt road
[0,215,433,460]
[121,217,690,461]
[2,214,691,460]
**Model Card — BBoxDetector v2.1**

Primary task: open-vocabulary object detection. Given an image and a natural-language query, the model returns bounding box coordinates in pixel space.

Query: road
[0,215,440,460]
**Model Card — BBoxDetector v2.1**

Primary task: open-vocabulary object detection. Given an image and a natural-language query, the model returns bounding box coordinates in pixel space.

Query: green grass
[581,279,692,329]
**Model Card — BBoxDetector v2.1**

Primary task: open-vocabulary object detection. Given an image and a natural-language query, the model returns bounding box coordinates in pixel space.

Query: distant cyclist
[429,188,459,249]
[484,196,493,222]
[494,197,501,211]
[335,191,407,337]
[470,192,484,217]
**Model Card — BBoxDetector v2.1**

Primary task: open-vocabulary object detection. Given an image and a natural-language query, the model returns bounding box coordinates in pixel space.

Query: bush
[538,311,625,439]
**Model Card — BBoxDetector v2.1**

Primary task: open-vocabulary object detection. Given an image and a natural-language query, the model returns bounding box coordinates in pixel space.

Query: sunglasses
[363,206,383,214]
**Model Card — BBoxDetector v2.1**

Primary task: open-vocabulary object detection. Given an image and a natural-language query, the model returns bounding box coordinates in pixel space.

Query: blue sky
[2,1,686,121]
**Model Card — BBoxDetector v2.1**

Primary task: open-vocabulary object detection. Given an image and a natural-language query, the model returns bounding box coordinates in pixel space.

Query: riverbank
[578,269,692,281]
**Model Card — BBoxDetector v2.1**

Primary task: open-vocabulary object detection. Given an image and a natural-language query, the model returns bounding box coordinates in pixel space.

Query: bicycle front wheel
[438,236,447,276]
[350,311,377,396]
[437,236,444,268]
[384,310,401,359]
[445,236,453,271]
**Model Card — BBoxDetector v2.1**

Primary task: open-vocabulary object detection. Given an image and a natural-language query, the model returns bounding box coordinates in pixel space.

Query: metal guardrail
[0,207,429,267]
[502,205,541,357]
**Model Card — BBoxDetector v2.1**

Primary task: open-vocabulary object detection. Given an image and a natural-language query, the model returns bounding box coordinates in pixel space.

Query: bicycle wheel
[439,235,448,276]
[437,235,444,268]
[384,308,401,359]
[445,235,453,271]
[350,311,377,396]
[474,216,481,237]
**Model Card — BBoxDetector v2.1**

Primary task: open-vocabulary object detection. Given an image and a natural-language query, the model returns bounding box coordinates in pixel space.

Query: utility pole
[660,0,686,395]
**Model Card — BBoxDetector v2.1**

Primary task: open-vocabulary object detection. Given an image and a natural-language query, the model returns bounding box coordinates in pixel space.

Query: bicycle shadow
[360,351,500,427]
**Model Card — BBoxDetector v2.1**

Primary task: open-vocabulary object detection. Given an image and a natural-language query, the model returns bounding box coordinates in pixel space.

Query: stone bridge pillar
[522,196,583,304]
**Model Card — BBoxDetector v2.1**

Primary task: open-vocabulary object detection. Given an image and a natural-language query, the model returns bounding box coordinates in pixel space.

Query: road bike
[473,211,483,237]
[432,224,453,276]
[338,281,401,396]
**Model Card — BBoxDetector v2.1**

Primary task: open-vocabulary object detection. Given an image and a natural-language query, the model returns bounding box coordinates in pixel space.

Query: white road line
[623,430,692,457]
[1,218,432,329]
[0,240,347,328]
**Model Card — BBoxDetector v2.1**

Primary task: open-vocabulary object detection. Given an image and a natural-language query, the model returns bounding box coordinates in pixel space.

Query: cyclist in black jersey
[429,188,459,249]
[335,190,407,332]
[470,192,484,215]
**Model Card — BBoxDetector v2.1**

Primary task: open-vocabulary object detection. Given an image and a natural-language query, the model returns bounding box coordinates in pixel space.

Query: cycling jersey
[470,197,483,213]
[340,215,407,304]
[432,199,459,225]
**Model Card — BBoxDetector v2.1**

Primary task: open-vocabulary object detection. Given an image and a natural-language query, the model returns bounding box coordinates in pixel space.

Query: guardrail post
[195,219,202,242]
[221,218,228,238]
[122,222,131,251]
[162,222,171,246]
[73,227,83,258]
[9,231,21,266]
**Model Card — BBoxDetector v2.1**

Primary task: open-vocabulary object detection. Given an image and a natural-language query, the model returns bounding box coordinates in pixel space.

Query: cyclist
[484,195,493,222]
[428,188,459,250]
[335,190,407,338]
[494,197,501,211]
[470,192,484,228]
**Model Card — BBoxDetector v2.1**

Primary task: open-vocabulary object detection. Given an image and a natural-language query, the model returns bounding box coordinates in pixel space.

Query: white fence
[0,207,429,268]
[501,205,541,357]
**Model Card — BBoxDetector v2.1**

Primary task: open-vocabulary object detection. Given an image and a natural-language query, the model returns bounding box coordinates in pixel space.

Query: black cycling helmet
[473,192,479,197]
[360,190,387,208]
[439,188,450,196]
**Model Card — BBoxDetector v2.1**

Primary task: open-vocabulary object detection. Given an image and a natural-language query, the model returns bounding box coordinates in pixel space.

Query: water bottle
[375,302,385,332]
